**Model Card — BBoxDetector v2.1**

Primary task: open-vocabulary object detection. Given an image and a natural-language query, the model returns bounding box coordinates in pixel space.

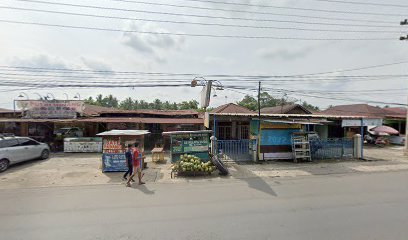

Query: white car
[0,136,50,172]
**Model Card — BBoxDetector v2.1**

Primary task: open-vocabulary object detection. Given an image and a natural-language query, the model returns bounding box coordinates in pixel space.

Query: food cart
[96,130,150,172]
[162,130,212,163]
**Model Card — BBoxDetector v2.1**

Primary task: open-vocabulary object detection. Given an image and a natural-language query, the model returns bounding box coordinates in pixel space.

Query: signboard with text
[102,153,127,172]
[341,119,383,127]
[16,100,84,119]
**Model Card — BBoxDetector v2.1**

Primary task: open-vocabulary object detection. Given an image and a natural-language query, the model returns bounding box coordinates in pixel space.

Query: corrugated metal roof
[210,112,378,119]
[320,104,386,118]
[261,104,312,114]
[78,117,204,124]
[211,103,255,114]
[0,117,204,124]
[99,109,199,116]
[0,108,19,113]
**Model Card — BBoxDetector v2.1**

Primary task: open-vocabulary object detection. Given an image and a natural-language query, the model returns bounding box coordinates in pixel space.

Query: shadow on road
[244,177,277,197]
[133,184,155,195]
[232,164,277,197]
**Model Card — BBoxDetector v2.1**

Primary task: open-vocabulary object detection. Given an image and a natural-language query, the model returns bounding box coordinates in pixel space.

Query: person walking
[123,144,134,182]
[126,142,145,187]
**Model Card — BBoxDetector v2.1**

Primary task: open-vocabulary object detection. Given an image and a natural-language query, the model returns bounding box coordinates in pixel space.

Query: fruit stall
[97,130,150,172]
[162,130,214,178]
[162,130,212,163]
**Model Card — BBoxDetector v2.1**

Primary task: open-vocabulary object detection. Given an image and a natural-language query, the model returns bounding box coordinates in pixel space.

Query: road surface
[1,171,408,240]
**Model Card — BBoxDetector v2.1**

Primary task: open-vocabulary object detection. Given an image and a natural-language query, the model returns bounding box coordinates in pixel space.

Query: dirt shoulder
[0,146,406,189]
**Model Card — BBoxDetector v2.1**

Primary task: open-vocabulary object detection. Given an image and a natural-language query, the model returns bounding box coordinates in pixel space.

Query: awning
[97,130,150,136]
[260,119,324,125]
[162,130,213,136]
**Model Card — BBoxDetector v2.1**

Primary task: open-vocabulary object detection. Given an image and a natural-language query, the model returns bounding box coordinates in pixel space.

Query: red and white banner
[16,100,85,119]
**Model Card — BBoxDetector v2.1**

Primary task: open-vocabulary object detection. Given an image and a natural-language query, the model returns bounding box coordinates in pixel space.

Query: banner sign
[341,119,383,127]
[64,142,102,153]
[102,153,127,172]
[17,100,84,119]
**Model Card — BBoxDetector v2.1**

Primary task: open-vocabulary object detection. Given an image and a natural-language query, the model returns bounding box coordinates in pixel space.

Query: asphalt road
[1,171,408,240]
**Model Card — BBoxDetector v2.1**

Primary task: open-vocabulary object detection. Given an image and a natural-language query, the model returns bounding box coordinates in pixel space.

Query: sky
[0,0,407,110]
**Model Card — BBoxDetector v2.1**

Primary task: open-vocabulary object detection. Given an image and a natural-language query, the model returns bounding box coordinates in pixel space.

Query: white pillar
[353,134,362,159]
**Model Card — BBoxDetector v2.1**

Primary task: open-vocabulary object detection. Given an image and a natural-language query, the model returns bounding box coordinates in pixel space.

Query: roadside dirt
[0,147,406,189]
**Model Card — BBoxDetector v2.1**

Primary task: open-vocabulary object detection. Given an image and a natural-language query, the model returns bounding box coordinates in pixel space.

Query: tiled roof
[210,103,255,114]
[0,108,19,113]
[0,117,204,124]
[383,107,407,117]
[83,104,199,116]
[82,104,117,116]
[78,117,203,124]
[320,104,386,118]
[261,104,312,114]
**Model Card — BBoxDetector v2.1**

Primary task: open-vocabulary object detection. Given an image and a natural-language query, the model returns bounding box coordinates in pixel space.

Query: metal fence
[217,139,254,162]
[310,138,354,160]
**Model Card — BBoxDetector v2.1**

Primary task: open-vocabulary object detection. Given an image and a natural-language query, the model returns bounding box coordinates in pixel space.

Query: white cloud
[10,54,69,69]
[80,57,114,75]
[255,46,315,61]
[122,22,185,62]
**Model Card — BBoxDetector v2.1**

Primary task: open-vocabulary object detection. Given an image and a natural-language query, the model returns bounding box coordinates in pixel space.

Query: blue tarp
[260,129,300,146]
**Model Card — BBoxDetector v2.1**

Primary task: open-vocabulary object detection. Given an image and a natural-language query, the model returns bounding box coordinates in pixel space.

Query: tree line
[85,93,319,111]
[85,94,199,110]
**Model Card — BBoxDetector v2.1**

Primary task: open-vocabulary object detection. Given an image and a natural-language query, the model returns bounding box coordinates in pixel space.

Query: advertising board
[16,100,84,119]
[102,154,127,172]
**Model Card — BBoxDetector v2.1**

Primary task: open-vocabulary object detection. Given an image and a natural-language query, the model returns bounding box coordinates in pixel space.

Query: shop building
[0,101,204,150]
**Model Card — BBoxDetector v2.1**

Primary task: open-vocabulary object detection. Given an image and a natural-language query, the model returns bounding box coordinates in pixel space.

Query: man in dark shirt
[123,144,134,182]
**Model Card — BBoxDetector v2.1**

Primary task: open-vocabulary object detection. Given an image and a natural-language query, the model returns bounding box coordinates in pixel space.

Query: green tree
[301,101,320,112]
[84,97,95,105]
[153,99,163,110]
[237,95,258,111]
[95,94,104,106]
[103,94,119,108]
[119,97,133,110]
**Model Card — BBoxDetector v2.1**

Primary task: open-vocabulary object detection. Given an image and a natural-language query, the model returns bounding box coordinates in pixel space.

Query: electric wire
[180,0,405,17]
[1,6,402,33]
[11,0,399,24]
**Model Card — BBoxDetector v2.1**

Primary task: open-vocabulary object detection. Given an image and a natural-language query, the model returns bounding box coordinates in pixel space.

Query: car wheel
[41,149,50,160]
[0,159,9,172]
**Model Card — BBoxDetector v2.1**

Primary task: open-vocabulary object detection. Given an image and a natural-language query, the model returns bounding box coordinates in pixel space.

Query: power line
[104,0,400,26]
[1,59,407,78]
[0,19,395,40]
[311,0,408,8]
[289,59,408,76]
[11,0,398,24]
[1,6,402,33]
[180,0,404,17]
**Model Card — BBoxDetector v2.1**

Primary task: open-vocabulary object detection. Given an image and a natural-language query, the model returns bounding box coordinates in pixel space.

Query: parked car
[0,136,50,172]
[54,127,83,138]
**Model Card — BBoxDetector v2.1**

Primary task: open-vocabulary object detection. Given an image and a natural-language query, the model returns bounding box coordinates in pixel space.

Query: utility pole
[400,19,408,155]
[256,81,261,162]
